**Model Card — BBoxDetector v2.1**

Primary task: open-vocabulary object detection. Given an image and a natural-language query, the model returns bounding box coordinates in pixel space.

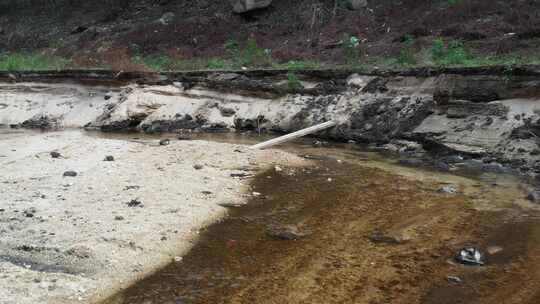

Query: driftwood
[250,121,336,150]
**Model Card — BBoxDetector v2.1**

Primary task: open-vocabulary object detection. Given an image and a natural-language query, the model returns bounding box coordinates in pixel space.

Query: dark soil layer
[1,0,539,66]
[102,158,540,304]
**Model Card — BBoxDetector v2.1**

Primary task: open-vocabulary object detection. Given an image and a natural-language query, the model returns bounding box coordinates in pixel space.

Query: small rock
[218,202,244,208]
[104,91,113,100]
[312,140,329,147]
[103,155,115,161]
[267,225,308,240]
[63,171,78,177]
[159,139,170,146]
[486,246,503,255]
[172,82,184,90]
[368,231,408,245]
[455,247,484,266]
[274,166,283,172]
[23,208,36,218]
[447,276,462,283]
[70,25,88,34]
[434,162,450,172]
[252,192,261,197]
[230,173,249,178]
[231,0,272,13]
[201,191,213,195]
[158,12,175,25]
[219,107,236,117]
[437,185,457,194]
[126,199,143,208]
[173,256,183,262]
[50,151,62,159]
[527,190,540,203]
[114,216,125,221]
[193,164,204,170]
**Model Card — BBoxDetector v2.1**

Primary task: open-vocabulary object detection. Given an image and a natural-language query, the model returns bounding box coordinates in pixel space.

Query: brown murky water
[87,131,540,304]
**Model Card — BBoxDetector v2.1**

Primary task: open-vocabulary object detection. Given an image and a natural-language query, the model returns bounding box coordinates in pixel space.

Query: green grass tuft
[0,53,70,71]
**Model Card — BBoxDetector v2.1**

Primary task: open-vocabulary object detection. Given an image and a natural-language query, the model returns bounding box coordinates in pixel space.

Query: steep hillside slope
[0,0,539,68]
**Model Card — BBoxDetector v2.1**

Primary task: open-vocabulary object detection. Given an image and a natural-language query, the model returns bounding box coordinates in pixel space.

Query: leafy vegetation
[286,72,303,91]
[396,34,417,66]
[132,54,172,71]
[224,38,272,68]
[430,38,471,66]
[0,53,70,71]
[342,34,361,65]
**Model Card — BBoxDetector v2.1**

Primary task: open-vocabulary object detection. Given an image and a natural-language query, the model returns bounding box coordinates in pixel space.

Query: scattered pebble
[487,245,503,255]
[114,216,125,221]
[266,225,309,240]
[50,151,62,159]
[527,190,540,203]
[63,171,78,177]
[455,247,484,266]
[447,276,462,283]
[437,185,457,194]
[193,164,204,170]
[103,155,115,161]
[159,139,170,146]
[126,199,143,208]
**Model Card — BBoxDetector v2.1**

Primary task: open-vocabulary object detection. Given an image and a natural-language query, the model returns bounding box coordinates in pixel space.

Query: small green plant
[342,34,361,65]
[132,54,173,71]
[223,38,271,68]
[430,38,471,66]
[224,39,241,60]
[287,72,303,91]
[242,38,272,67]
[0,53,70,71]
[431,38,446,61]
[206,58,228,70]
[397,34,417,66]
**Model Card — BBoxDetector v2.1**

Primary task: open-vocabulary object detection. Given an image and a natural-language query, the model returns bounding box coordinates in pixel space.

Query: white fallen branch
[250,120,337,150]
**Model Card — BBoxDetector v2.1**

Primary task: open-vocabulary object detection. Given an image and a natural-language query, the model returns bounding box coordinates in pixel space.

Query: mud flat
[0,129,306,304]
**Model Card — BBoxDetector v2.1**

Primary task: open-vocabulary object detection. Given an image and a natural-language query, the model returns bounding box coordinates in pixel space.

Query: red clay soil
[0,0,539,67]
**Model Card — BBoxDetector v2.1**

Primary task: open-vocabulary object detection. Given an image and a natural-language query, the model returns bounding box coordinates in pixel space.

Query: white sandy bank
[0,130,306,304]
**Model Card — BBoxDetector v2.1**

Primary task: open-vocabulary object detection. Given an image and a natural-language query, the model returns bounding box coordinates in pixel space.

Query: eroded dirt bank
[103,147,540,304]
[1,67,540,178]
[0,129,305,304]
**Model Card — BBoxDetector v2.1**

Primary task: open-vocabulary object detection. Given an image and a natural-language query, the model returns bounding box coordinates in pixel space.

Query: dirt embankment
[1,0,539,65]
[2,67,540,179]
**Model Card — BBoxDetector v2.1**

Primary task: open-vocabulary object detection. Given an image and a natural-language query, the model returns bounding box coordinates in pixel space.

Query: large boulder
[231,0,272,13]
[347,0,368,10]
